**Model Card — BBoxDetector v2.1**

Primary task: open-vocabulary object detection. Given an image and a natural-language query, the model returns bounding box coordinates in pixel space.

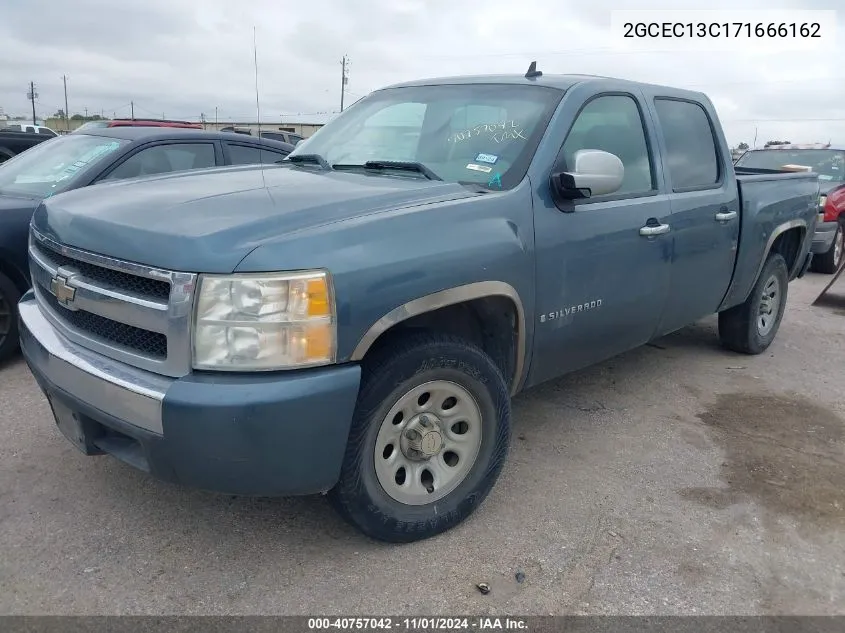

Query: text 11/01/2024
[610,10,836,51]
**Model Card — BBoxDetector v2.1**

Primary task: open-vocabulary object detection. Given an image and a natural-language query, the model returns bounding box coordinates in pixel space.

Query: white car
[2,123,58,137]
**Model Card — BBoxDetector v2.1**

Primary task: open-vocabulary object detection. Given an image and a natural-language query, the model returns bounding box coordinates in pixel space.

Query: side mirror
[551,149,624,201]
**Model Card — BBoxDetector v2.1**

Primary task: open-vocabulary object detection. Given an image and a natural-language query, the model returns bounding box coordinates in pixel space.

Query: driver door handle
[639,223,671,236]
[715,210,738,222]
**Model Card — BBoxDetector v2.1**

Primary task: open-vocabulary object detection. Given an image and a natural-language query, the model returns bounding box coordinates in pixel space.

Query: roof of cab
[380,73,709,101]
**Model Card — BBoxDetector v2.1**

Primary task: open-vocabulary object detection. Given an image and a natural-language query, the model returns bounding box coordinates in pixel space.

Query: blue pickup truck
[18,68,818,542]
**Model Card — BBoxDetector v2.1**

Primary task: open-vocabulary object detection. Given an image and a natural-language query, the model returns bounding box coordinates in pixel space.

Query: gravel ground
[1,272,843,616]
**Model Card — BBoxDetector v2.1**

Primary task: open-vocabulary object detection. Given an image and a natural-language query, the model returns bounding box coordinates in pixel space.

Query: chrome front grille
[29,227,197,377]
[38,246,171,300]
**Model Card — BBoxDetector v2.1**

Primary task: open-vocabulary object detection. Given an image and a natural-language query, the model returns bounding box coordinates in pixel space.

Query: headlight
[192,270,335,371]
[819,195,827,209]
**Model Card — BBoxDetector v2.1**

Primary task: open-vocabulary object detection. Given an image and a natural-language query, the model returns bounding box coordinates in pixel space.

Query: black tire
[718,253,789,355]
[329,331,511,543]
[812,223,843,274]
[0,271,22,364]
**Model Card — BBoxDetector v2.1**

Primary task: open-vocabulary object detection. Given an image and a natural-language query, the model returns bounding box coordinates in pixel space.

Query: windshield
[736,149,845,182]
[289,83,564,189]
[0,133,128,197]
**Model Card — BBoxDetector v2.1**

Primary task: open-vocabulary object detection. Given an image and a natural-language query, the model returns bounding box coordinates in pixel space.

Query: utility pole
[130,101,134,120]
[84,107,88,119]
[340,55,349,112]
[62,75,69,131]
[27,81,38,125]
[215,106,218,128]
[200,113,206,129]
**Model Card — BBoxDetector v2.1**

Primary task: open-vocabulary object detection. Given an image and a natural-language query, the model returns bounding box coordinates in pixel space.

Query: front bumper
[812,220,839,254]
[19,291,361,496]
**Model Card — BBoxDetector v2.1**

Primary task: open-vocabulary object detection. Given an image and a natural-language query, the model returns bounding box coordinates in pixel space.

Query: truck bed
[720,169,819,309]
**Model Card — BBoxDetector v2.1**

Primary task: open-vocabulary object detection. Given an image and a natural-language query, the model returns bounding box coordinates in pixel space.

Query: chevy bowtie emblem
[50,275,77,306]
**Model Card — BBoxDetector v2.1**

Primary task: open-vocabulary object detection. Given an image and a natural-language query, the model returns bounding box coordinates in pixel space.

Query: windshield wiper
[334,160,442,181]
[287,154,330,170]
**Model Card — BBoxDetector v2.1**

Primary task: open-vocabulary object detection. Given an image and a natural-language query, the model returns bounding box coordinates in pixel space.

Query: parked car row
[2,123,58,137]
[0,127,294,361]
[219,126,305,145]
[2,68,822,542]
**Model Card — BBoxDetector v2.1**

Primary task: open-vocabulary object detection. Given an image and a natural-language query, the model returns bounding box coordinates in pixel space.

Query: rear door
[646,96,739,335]
[529,88,673,384]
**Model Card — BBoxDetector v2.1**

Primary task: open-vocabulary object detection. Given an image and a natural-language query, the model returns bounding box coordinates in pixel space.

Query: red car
[73,118,203,133]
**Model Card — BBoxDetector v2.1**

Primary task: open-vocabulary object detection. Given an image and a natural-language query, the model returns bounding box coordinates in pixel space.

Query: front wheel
[718,252,789,355]
[329,332,511,543]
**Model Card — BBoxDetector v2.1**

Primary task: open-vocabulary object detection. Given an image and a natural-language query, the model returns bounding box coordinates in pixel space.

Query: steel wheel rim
[374,380,483,506]
[757,274,781,336]
[0,290,10,346]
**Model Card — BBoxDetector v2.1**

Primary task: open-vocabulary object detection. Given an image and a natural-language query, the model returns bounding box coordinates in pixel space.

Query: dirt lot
[1,273,843,616]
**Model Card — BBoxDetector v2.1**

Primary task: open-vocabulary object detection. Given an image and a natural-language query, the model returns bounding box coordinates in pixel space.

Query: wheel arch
[349,281,527,396]
[750,219,807,287]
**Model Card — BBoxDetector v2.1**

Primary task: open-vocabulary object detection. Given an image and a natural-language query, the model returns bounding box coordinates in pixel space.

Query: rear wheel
[0,272,21,364]
[329,331,511,543]
[813,223,843,274]
[718,253,789,355]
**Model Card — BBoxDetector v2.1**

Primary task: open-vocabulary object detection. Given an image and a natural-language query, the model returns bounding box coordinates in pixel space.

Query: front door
[528,90,673,386]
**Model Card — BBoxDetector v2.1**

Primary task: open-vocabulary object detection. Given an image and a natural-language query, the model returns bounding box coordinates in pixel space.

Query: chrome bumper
[18,292,171,435]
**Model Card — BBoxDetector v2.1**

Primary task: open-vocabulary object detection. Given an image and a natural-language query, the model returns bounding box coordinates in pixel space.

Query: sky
[1,0,843,148]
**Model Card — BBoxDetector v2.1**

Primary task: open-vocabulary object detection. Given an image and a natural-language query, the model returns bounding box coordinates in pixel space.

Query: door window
[227,143,288,165]
[102,143,216,181]
[561,95,654,196]
[653,98,719,190]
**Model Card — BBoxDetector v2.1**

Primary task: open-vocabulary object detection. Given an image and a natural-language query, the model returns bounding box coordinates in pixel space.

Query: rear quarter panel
[719,172,818,309]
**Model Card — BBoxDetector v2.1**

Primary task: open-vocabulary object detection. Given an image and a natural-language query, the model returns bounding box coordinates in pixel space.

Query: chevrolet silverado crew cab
[19,66,819,543]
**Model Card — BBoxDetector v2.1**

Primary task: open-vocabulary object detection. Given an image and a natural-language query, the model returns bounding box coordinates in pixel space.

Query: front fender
[233,181,538,387]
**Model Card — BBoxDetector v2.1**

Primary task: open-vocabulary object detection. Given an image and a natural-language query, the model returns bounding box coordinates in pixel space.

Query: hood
[32,165,479,273]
